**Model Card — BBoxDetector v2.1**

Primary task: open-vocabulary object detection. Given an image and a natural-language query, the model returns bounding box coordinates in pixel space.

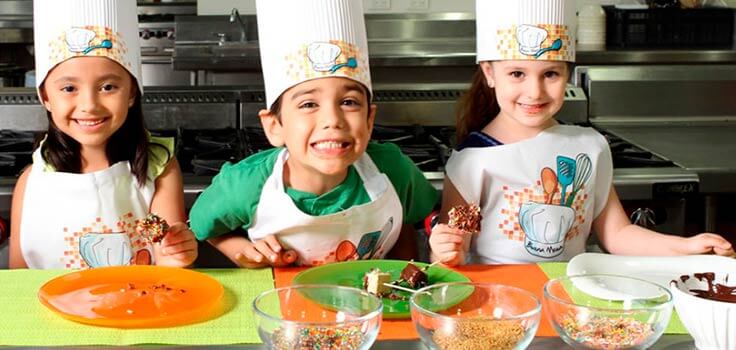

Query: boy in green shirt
[189,0,438,267]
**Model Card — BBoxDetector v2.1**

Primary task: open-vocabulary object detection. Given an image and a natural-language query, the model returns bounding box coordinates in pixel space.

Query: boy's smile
[260,77,375,195]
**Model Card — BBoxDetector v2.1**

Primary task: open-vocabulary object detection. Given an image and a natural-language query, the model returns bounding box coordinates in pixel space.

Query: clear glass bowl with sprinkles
[544,274,673,350]
[252,284,382,350]
[410,282,542,350]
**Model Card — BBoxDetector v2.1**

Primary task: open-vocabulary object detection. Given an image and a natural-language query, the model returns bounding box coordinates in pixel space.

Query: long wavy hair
[41,90,168,185]
[455,66,500,143]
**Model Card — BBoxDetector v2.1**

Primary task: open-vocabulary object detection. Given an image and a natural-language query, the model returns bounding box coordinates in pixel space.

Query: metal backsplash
[0,88,239,131]
[579,65,736,121]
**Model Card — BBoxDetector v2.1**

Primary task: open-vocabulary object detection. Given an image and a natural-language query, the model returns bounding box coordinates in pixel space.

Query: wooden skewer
[422,260,443,271]
[383,283,420,294]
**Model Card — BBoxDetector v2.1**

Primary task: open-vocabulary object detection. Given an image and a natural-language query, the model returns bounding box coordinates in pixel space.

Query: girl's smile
[41,56,136,154]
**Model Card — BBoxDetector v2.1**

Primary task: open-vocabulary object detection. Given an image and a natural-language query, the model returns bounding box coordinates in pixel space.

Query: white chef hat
[476,0,576,62]
[256,0,372,108]
[33,0,143,95]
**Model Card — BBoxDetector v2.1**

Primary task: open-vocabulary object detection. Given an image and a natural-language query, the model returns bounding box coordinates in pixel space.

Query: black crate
[604,5,735,48]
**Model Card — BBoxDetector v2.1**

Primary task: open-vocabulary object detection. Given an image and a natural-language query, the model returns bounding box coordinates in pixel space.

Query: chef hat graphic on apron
[256,0,371,108]
[34,0,143,94]
[476,0,576,62]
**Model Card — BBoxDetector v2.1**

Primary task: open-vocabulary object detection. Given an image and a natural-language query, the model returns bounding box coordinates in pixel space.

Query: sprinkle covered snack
[136,213,170,244]
[448,204,482,234]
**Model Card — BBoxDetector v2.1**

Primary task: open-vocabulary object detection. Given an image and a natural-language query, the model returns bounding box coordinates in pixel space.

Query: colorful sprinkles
[270,325,367,350]
[560,313,654,349]
[136,213,169,244]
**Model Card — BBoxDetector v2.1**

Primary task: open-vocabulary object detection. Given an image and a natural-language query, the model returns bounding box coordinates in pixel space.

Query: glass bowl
[252,284,382,350]
[670,272,736,350]
[544,274,673,350]
[410,282,541,350]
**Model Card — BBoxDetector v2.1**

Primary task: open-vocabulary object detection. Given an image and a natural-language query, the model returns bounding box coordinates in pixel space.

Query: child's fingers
[262,235,284,254]
[235,252,268,268]
[253,239,279,263]
[433,242,462,255]
[162,239,197,255]
[160,228,195,247]
[432,223,465,236]
[240,244,265,264]
[166,251,197,264]
[714,246,736,257]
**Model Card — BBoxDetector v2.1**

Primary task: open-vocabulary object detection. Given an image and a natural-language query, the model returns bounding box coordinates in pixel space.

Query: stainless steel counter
[594,121,736,194]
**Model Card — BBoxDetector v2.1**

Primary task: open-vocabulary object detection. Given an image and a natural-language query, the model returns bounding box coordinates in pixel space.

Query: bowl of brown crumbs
[410,282,541,350]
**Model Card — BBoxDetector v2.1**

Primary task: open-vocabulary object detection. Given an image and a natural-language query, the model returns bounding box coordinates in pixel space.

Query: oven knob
[166,30,175,40]
[140,30,152,40]
[630,208,656,229]
[155,30,164,39]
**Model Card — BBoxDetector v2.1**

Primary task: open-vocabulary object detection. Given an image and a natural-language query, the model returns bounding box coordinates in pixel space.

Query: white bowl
[670,272,736,350]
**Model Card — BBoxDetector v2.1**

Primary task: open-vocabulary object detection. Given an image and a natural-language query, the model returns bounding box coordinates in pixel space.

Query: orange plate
[38,266,224,328]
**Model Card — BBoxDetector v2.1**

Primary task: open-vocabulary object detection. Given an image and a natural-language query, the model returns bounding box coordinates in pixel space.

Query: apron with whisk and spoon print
[445,125,614,264]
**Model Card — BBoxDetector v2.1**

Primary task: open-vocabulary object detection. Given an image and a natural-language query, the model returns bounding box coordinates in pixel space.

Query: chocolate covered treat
[136,213,170,244]
[363,268,392,296]
[448,203,482,234]
[400,262,428,289]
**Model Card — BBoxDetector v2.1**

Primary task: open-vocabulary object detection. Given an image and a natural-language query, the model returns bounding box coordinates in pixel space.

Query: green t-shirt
[190,142,439,241]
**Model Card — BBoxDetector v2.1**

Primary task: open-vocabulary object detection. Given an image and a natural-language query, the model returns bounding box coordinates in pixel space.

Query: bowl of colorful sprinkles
[544,274,673,349]
[252,284,382,350]
[410,282,541,350]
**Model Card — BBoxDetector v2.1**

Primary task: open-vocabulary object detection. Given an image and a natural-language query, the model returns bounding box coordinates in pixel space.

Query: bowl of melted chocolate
[670,272,736,350]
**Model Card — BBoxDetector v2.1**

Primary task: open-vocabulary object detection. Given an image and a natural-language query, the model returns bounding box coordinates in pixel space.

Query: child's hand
[235,235,298,268]
[429,224,471,267]
[679,233,734,256]
[155,222,198,267]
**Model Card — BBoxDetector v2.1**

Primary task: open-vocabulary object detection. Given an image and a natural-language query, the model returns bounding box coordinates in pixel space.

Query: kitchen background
[195,0,736,14]
[1,0,735,267]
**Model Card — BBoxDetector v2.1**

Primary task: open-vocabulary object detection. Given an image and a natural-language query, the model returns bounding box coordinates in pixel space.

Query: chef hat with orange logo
[256,0,372,108]
[476,0,576,62]
[33,0,143,94]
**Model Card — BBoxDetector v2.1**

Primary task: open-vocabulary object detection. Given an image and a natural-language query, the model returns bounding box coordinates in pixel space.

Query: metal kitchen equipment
[0,87,240,218]
[579,64,736,233]
[137,2,196,86]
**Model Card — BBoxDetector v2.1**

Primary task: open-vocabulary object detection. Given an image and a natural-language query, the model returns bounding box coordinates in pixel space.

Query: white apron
[20,149,155,269]
[446,125,613,264]
[249,149,403,266]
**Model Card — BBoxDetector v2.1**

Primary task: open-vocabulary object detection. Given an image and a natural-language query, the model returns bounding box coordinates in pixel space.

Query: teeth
[313,141,345,150]
[520,103,543,108]
[76,119,103,126]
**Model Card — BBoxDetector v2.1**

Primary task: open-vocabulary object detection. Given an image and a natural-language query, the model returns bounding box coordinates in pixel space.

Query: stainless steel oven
[578,64,736,237]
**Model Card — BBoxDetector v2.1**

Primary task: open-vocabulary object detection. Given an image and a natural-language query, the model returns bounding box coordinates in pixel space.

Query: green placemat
[538,262,687,334]
[0,268,276,346]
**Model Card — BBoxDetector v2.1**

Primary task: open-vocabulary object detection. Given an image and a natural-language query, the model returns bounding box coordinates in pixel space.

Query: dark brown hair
[41,90,169,185]
[456,66,500,143]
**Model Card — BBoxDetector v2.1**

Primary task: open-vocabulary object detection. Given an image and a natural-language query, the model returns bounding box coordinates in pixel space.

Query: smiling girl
[429,0,733,265]
[9,0,197,269]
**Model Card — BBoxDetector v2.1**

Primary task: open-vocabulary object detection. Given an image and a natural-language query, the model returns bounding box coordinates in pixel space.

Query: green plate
[293,259,471,319]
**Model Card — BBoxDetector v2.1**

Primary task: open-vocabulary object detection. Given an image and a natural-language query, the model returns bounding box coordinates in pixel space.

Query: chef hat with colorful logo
[476,0,576,62]
[33,0,143,95]
[256,0,372,108]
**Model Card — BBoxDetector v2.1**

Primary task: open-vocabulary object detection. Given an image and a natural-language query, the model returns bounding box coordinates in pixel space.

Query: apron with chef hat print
[446,125,613,264]
[19,147,158,269]
[248,149,403,266]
